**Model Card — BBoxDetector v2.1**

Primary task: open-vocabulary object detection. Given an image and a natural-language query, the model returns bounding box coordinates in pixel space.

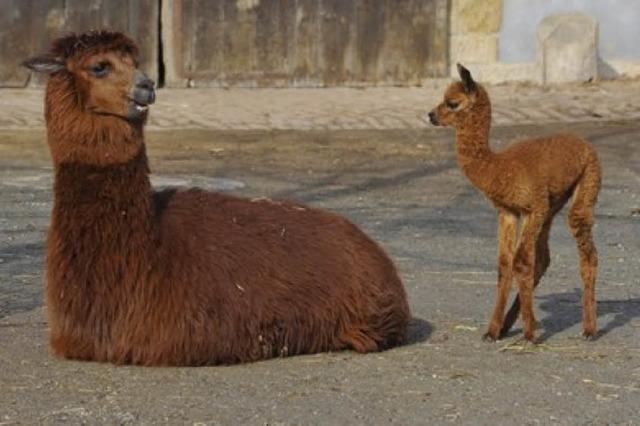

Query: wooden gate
[0,0,449,87]
[0,0,158,87]
[164,0,449,87]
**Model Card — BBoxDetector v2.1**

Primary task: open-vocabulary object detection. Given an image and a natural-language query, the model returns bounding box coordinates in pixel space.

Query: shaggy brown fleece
[25,31,410,365]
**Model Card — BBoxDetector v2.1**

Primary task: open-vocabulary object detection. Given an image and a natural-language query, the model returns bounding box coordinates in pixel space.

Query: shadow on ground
[537,289,640,342]
[274,163,454,204]
[0,242,44,319]
[406,317,433,345]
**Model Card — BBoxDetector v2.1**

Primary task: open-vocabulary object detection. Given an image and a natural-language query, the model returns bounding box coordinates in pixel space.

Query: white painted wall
[500,0,640,63]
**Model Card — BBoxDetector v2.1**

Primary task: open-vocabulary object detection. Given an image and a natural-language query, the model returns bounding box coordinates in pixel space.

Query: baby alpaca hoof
[523,332,536,344]
[482,332,499,343]
[498,327,511,339]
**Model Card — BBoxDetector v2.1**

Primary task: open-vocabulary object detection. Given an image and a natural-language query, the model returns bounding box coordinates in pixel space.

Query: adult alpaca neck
[454,88,495,194]
[46,70,154,249]
[45,74,155,343]
[50,148,154,254]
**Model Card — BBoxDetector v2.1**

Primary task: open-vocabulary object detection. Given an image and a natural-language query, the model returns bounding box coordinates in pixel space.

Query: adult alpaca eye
[89,62,110,78]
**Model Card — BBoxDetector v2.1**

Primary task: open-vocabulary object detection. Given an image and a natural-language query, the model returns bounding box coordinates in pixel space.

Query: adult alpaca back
[24,31,410,366]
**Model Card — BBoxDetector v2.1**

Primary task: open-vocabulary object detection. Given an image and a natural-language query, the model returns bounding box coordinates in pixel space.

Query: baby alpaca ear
[22,56,66,74]
[457,63,476,93]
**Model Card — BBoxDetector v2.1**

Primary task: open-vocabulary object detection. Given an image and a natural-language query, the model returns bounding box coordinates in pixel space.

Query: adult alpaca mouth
[131,99,149,112]
[127,96,153,119]
[129,71,156,117]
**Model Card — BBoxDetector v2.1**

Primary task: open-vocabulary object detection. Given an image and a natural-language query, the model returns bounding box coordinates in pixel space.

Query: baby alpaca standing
[428,64,601,342]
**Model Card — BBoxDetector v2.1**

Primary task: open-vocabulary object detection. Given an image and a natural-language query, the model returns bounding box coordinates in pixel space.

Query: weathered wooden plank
[0,0,158,87]
[0,0,63,87]
[291,0,321,84]
[2,0,447,87]
[254,0,293,80]
[319,0,355,85]
[167,0,449,87]
[377,0,450,83]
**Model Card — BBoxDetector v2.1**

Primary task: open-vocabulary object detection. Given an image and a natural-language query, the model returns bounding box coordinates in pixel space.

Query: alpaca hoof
[499,322,516,339]
[482,332,498,343]
[523,331,536,343]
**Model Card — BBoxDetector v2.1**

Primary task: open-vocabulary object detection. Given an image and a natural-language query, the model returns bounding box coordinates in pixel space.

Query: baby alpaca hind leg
[568,183,599,339]
[484,211,517,341]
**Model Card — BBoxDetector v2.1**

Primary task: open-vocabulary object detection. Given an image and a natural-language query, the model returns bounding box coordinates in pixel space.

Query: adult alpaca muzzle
[128,70,155,117]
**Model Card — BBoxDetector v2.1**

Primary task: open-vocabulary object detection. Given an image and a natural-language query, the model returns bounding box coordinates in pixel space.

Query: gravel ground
[0,121,639,425]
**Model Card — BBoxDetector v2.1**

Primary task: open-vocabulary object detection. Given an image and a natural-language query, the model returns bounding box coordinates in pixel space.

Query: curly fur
[429,64,601,342]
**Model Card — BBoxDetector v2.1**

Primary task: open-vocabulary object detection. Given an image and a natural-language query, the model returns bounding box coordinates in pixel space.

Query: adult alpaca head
[24,31,155,165]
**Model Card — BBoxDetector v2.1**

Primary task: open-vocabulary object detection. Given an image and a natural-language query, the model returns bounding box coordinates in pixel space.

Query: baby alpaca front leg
[513,244,536,341]
[513,213,545,342]
[484,210,517,341]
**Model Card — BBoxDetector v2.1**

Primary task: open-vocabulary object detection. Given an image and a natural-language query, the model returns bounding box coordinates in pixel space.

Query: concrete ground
[0,82,639,424]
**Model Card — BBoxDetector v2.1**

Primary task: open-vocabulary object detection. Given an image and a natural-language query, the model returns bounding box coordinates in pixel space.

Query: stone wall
[450,0,640,83]
[450,0,500,65]
[448,0,538,83]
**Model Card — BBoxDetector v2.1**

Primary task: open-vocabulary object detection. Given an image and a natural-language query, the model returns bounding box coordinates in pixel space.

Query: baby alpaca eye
[446,100,460,110]
[89,61,110,78]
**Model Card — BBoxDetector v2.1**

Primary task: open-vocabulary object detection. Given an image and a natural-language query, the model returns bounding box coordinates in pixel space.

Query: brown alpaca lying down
[24,31,410,366]
[429,64,601,343]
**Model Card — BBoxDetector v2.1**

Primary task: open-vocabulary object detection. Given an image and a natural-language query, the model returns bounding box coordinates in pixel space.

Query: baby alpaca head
[428,64,489,129]
[23,31,155,123]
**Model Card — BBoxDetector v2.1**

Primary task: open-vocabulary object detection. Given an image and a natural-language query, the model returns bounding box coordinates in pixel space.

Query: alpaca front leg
[513,243,536,341]
[500,218,552,337]
[484,211,517,341]
[513,213,545,342]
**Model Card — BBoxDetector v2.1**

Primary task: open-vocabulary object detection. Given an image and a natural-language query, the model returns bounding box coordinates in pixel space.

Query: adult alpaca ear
[22,56,65,74]
[457,63,476,93]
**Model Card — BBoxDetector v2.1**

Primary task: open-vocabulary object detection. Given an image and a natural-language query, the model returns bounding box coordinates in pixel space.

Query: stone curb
[1,80,640,131]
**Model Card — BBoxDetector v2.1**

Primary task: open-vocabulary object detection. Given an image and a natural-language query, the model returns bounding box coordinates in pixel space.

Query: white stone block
[451,62,538,84]
[537,12,598,84]
[450,33,498,64]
